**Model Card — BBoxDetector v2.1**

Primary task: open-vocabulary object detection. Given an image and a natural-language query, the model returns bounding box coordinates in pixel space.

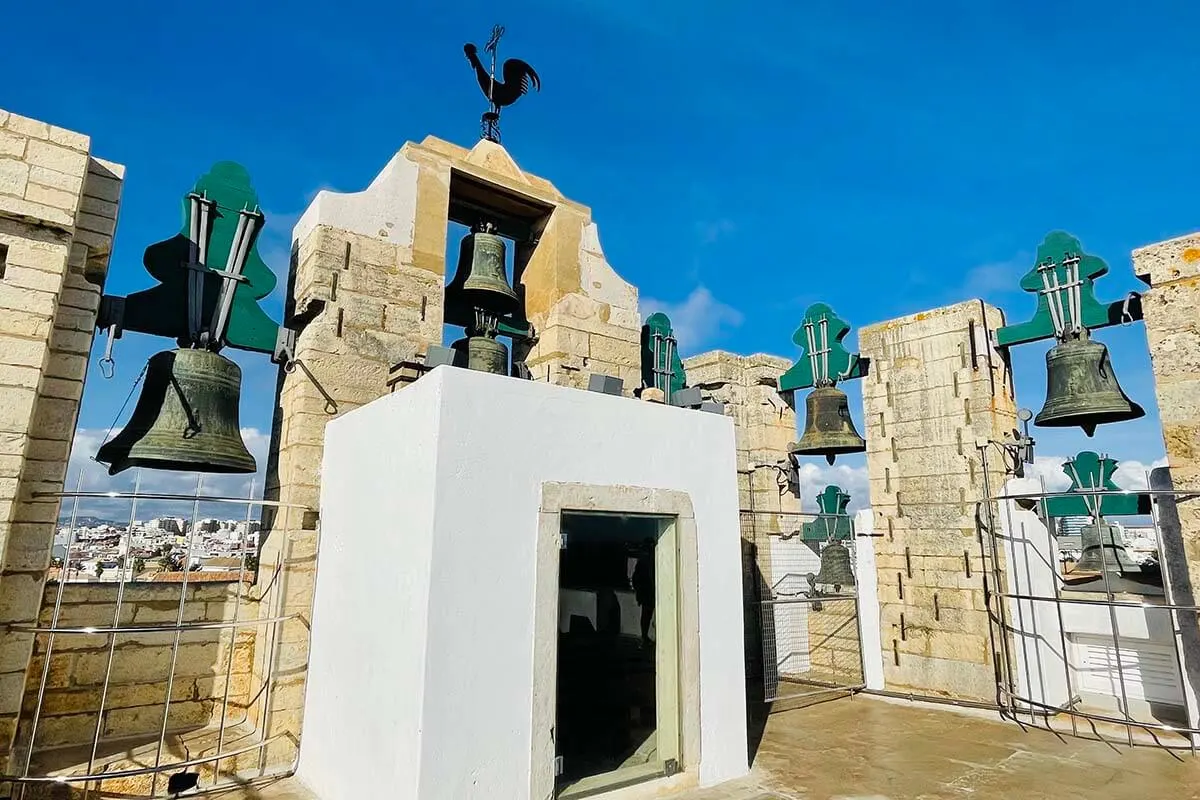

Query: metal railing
[1,467,315,798]
[977,451,1200,753]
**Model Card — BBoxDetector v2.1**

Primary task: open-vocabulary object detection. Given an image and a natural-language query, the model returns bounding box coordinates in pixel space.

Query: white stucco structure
[297,366,749,800]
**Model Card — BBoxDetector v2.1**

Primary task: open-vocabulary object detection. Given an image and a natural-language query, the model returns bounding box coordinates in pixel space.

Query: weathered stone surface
[861,300,1016,702]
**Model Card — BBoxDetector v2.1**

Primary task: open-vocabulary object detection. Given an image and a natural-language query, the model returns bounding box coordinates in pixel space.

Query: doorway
[555,512,680,798]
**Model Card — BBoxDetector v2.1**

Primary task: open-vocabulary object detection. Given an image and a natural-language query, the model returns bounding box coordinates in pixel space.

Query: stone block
[29,395,78,442]
[0,386,37,433]
[3,115,50,140]
[1133,231,1200,286]
[44,352,86,381]
[47,326,93,356]
[29,165,84,197]
[24,140,88,178]
[0,573,45,623]
[0,158,30,198]
[0,131,25,158]
[3,263,65,294]
[0,284,58,317]
[46,125,89,152]
[24,182,79,215]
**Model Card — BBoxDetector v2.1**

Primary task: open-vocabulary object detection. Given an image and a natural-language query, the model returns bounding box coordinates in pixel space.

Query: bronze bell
[451,335,510,376]
[445,227,519,325]
[96,348,256,476]
[1063,521,1162,595]
[1074,521,1138,574]
[813,539,855,590]
[1035,331,1144,437]
[791,385,866,465]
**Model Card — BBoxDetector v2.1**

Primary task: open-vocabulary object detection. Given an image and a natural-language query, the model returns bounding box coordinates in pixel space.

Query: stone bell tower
[256,134,642,763]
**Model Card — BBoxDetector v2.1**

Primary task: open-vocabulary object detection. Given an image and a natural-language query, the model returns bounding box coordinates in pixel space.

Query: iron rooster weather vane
[464,25,541,143]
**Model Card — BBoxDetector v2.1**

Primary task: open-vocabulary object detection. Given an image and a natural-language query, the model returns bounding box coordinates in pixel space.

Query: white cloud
[62,427,272,522]
[1020,454,1168,493]
[640,286,744,354]
[796,461,870,513]
[961,252,1031,300]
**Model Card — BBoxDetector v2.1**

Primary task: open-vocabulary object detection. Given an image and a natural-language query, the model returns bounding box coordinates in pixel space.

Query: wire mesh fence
[1,464,314,798]
[740,511,865,707]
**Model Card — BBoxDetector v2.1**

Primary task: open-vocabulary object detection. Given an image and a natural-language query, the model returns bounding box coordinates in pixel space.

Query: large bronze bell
[96,348,256,476]
[813,539,855,590]
[1035,331,1144,437]
[444,227,519,327]
[791,385,866,465]
[1063,521,1162,595]
[1074,521,1138,574]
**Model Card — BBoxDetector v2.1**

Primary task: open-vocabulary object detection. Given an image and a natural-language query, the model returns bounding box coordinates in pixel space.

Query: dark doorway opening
[555,512,671,796]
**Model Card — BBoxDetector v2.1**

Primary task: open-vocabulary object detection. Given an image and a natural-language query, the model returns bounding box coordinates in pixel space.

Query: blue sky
[4,0,1196,511]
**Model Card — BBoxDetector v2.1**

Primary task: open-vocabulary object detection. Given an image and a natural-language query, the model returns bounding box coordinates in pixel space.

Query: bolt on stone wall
[859,300,1018,703]
[0,108,123,770]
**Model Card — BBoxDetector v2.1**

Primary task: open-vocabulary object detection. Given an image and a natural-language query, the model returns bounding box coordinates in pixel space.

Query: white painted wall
[854,510,885,691]
[297,374,443,800]
[768,536,820,677]
[297,366,748,800]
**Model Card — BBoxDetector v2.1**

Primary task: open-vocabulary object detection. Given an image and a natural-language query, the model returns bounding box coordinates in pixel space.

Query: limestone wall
[19,582,255,752]
[859,301,1017,702]
[0,108,123,767]
[805,596,862,684]
[683,351,799,515]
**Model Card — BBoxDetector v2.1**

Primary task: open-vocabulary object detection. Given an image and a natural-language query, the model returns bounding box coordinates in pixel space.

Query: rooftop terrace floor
[218,695,1200,799]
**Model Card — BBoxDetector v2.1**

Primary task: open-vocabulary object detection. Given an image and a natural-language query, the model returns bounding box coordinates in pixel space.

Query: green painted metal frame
[640,312,686,393]
[779,303,867,393]
[115,161,282,355]
[1043,450,1149,518]
[995,231,1143,349]
[799,484,854,542]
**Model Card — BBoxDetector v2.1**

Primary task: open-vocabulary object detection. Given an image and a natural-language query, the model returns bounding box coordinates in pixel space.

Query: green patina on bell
[791,385,866,465]
[96,348,256,476]
[445,227,519,327]
[451,335,510,375]
[1034,330,1143,437]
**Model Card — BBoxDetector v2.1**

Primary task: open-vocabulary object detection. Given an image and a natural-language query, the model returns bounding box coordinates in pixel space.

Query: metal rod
[20,467,86,789]
[150,474,205,796]
[1004,691,1200,737]
[979,443,1018,716]
[1086,483,1136,748]
[187,194,203,341]
[0,733,286,785]
[805,320,821,386]
[214,480,256,778]
[83,469,143,800]
[30,490,309,508]
[209,208,260,346]
[5,614,300,636]
[1041,476,1079,740]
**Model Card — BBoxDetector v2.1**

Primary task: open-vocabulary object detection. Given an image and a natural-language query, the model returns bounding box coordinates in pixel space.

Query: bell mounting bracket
[994,231,1144,349]
[779,303,869,394]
